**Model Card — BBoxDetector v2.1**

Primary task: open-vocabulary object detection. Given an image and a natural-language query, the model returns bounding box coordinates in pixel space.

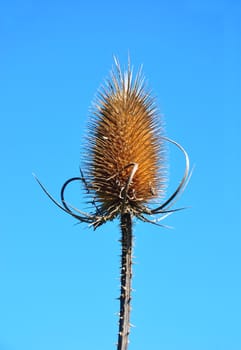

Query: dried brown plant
[34,57,190,350]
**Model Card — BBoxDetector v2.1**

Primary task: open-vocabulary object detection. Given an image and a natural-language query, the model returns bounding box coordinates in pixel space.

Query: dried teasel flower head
[83,57,166,220]
[34,57,190,229]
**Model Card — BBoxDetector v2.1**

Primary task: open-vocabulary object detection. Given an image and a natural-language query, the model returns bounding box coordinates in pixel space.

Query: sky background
[1,0,241,349]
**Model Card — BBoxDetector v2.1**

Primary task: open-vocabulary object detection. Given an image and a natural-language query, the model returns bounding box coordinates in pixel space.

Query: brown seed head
[83,58,166,220]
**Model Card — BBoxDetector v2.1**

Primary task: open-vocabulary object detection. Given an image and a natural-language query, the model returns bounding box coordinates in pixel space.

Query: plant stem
[117,213,133,350]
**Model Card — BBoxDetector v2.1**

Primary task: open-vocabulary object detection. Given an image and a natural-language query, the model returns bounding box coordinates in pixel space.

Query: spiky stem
[117,213,133,350]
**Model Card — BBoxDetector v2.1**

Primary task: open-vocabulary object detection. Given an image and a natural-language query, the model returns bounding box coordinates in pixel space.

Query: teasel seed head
[34,57,190,229]
[82,58,166,220]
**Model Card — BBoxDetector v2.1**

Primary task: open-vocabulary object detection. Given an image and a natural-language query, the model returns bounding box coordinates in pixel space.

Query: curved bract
[33,134,189,229]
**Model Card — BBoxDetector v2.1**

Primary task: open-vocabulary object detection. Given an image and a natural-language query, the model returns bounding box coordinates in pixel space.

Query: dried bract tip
[83,58,166,222]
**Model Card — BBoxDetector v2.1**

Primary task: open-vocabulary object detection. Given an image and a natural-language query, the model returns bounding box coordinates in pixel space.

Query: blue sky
[0,1,241,349]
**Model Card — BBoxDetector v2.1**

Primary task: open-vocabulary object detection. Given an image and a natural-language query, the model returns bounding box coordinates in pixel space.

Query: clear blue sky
[1,1,241,349]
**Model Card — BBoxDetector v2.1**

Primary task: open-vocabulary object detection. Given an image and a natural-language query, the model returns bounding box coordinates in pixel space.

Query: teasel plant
[34,57,190,350]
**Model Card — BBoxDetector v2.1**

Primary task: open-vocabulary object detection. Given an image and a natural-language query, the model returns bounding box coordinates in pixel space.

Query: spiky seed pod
[83,59,166,220]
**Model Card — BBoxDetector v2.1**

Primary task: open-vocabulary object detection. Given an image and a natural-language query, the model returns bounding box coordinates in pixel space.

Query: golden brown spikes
[83,58,166,218]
